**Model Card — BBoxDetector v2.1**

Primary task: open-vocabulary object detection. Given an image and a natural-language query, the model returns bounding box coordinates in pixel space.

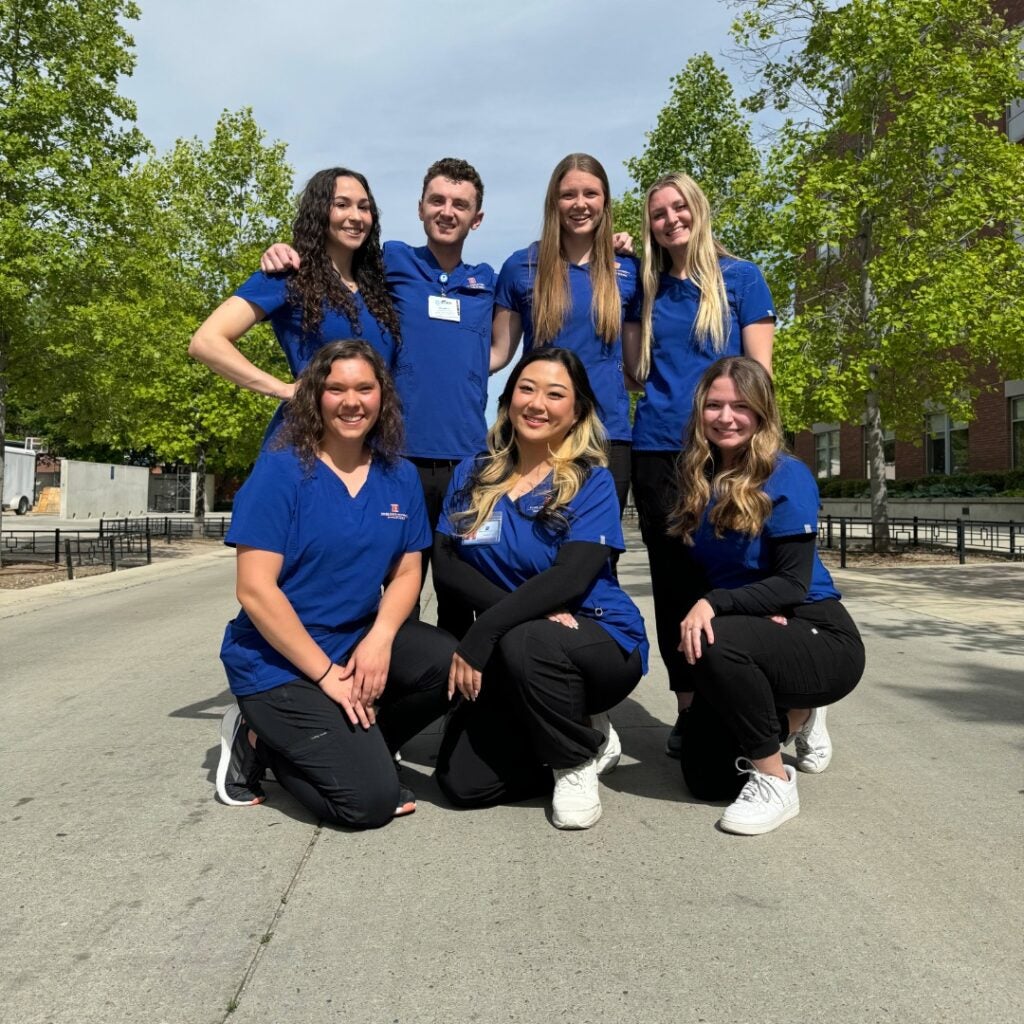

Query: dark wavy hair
[421,157,484,209]
[276,340,404,470]
[452,347,607,538]
[286,168,401,344]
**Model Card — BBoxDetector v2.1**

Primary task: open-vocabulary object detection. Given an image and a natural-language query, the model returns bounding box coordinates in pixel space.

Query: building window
[864,429,896,480]
[1012,397,1024,470]
[814,427,840,479]
[925,413,968,475]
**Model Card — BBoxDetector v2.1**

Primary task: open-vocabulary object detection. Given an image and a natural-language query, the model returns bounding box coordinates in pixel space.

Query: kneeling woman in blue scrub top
[432,348,648,830]
[673,357,864,836]
[491,153,640,514]
[216,340,453,827]
[190,168,400,444]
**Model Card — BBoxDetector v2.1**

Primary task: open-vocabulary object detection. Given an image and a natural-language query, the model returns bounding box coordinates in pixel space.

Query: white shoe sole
[552,804,603,830]
[592,714,621,776]
[216,707,262,807]
[719,802,799,836]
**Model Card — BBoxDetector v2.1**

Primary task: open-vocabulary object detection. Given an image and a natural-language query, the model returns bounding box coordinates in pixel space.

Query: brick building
[793,0,1024,483]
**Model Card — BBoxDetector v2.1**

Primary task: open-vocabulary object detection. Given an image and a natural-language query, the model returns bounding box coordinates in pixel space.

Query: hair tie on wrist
[314,662,333,684]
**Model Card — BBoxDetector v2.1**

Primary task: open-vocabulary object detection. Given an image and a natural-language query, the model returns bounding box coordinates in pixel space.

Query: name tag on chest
[428,295,461,322]
[463,513,502,546]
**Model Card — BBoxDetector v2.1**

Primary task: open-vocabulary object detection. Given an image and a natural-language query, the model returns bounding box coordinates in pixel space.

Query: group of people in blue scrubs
[191,153,864,837]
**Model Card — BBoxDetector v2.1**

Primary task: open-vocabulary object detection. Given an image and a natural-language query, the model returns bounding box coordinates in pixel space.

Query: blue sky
[124,0,758,410]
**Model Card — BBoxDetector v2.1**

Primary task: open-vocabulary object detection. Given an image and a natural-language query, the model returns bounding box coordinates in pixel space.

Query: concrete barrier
[59,459,150,518]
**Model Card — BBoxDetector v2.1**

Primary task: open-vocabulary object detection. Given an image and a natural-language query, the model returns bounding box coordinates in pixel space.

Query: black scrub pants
[238,620,454,829]
[681,599,865,798]
[436,617,643,808]
[630,449,709,691]
[412,457,475,639]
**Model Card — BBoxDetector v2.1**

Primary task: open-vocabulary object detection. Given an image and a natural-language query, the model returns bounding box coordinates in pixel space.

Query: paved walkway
[1,531,1021,1024]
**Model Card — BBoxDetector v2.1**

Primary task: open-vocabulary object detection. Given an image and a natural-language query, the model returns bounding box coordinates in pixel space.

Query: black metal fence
[1,516,232,580]
[819,515,1021,567]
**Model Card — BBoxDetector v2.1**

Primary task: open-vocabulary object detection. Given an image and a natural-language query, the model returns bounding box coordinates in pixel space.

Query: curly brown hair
[286,168,401,344]
[276,340,404,470]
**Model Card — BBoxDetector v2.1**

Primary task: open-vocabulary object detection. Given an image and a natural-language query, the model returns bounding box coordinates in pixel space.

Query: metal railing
[819,515,1020,567]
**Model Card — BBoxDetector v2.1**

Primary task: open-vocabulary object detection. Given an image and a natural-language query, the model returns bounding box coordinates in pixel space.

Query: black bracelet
[313,662,333,684]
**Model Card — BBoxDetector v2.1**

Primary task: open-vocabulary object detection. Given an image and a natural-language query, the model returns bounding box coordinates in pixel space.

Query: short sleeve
[234,270,290,319]
[396,462,433,552]
[620,257,642,322]
[225,452,299,553]
[565,469,625,551]
[495,252,528,314]
[735,262,776,327]
[763,458,820,538]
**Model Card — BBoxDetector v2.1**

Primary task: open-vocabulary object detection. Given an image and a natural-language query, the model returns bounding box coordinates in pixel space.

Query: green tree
[612,53,770,261]
[0,0,144,548]
[733,0,1024,547]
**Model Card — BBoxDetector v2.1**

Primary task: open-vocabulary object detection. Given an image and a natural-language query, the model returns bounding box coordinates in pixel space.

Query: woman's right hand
[261,243,301,273]
[448,652,482,702]
[318,664,375,729]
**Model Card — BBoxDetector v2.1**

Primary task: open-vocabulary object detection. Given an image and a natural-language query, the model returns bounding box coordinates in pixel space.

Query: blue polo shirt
[438,459,649,670]
[495,246,640,442]
[234,270,397,375]
[384,240,496,459]
[220,448,431,696]
[632,258,775,451]
[689,454,839,604]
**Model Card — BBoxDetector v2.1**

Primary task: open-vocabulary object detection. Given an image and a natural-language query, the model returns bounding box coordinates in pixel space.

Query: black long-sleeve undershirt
[432,533,612,670]
[703,533,817,617]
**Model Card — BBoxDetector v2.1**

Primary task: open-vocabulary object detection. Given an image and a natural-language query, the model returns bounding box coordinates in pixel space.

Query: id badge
[428,295,461,322]
[463,513,502,546]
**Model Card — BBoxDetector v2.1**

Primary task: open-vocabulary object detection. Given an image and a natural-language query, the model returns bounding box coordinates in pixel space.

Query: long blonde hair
[452,349,608,538]
[670,357,784,543]
[637,173,733,381]
[532,154,621,347]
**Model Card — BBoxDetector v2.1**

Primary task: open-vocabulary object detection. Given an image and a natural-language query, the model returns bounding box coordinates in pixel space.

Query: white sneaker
[591,712,621,776]
[794,706,832,773]
[551,758,601,829]
[719,759,799,835]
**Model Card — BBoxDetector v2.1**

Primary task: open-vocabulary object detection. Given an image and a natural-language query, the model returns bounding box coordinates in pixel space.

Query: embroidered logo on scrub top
[465,277,488,290]
[380,504,408,521]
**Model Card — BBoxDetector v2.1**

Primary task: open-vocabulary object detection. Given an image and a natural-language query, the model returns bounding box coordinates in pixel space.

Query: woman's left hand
[340,629,393,707]
[448,652,482,701]
[678,598,716,666]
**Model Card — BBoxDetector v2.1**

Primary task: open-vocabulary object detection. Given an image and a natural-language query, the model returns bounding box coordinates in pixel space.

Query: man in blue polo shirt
[261,158,495,637]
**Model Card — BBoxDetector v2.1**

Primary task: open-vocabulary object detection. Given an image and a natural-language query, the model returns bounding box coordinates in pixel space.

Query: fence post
[146,519,152,564]
[99,518,104,539]
[64,539,75,580]
[826,514,833,549]
[840,518,847,569]
[165,517,171,543]
[912,516,918,547]
[109,535,118,571]
[54,528,61,565]
[956,518,965,565]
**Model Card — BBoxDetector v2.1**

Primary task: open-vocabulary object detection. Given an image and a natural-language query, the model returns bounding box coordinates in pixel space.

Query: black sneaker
[665,711,685,759]
[393,786,416,818]
[216,706,266,806]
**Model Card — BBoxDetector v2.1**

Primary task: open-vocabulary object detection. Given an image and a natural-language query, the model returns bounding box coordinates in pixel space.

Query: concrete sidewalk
[1,530,1021,1024]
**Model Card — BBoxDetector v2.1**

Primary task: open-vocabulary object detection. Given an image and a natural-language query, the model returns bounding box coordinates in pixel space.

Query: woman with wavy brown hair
[190,168,400,444]
[671,357,863,835]
[214,340,453,828]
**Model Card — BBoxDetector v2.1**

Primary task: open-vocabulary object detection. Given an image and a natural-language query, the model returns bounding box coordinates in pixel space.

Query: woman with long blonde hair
[491,153,641,514]
[671,357,863,835]
[624,172,776,759]
[432,348,648,831]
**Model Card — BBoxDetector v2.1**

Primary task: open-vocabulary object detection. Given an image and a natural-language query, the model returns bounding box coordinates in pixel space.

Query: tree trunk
[864,390,891,552]
[194,443,206,520]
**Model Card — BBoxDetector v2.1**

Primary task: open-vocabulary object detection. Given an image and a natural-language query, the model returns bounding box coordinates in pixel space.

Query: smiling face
[319,356,381,448]
[556,169,606,241]
[418,175,483,249]
[702,374,760,466]
[507,359,579,456]
[325,175,373,259]
[647,184,693,260]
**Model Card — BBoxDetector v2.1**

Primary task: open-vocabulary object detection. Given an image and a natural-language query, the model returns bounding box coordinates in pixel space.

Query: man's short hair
[421,157,484,209]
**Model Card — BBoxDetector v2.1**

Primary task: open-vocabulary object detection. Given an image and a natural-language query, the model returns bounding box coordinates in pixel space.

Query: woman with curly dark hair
[431,348,648,830]
[190,168,400,443]
[215,340,453,828]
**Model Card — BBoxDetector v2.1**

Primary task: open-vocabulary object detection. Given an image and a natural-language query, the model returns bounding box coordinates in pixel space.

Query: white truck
[2,445,36,515]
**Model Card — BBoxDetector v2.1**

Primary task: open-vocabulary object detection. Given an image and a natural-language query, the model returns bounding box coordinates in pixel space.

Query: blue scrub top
[220,448,432,696]
[494,246,641,442]
[632,258,775,451]
[438,458,649,670]
[690,454,840,604]
[384,240,496,460]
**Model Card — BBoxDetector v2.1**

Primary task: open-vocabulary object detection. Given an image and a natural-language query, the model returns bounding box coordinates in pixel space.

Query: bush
[820,469,1024,499]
